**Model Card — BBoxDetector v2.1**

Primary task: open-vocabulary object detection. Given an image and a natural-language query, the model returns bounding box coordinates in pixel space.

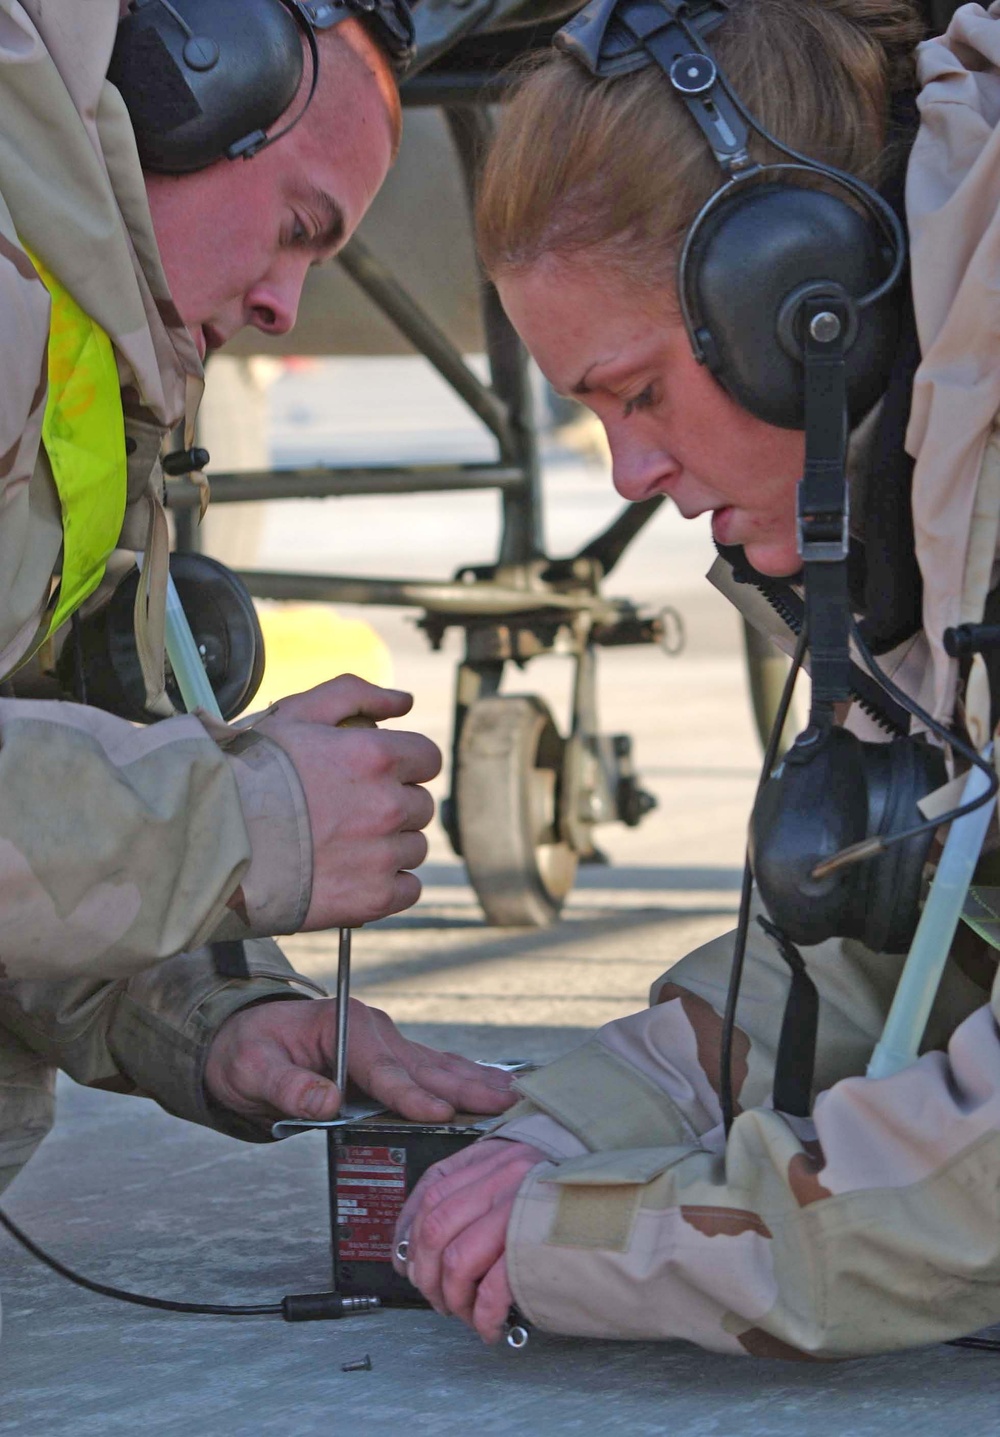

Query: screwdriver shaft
[335,926,352,1099]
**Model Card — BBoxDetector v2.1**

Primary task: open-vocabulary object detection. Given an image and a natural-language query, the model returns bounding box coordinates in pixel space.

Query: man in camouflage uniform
[0,0,513,1258]
[395,3,1000,1357]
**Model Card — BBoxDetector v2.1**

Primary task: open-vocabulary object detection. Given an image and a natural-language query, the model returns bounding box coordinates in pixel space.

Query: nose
[608,427,679,504]
[246,258,310,337]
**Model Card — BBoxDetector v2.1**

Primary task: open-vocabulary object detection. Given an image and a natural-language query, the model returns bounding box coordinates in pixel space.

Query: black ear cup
[684,184,899,429]
[750,726,946,952]
[58,552,266,722]
[108,0,304,173]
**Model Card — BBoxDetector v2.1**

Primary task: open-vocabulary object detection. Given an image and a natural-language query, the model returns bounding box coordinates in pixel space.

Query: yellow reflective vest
[28,249,127,637]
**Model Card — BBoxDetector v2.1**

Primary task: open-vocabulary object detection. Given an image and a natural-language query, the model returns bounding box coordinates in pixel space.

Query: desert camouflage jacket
[0,0,323,1195]
[491,2,1000,1358]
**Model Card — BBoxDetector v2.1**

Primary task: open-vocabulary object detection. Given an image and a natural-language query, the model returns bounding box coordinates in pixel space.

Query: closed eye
[289,215,313,247]
[623,385,655,418]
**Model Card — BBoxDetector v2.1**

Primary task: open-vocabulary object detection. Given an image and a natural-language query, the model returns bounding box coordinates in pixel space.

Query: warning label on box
[336,1145,407,1261]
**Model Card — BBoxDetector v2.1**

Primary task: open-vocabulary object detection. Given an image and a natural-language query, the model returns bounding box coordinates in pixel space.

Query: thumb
[269,676,413,727]
[263,1063,343,1121]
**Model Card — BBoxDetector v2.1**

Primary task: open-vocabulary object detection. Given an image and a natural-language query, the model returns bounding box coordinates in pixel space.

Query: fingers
[364,1011,515,1116]
[401,782,435,833]
[382,1039,515,1117]
[208,1016,344,1121]
[397,827,430,868]
[393,1142,512,1262]
[384,868,422,919]
[353,1046,455,1123]
[256,1063,342,1121]
[269,675,414,726]
[345,1001,451,1122]
[261,680,442,814]
[261,720,440,928]
[204,1002,508,1131]
[370,729,442,787]
[404,1146,536,1315]
[406,1179,498,1313]
[265,723,441,795]
[438,1205,511,1322]
[472,1258,515,1345]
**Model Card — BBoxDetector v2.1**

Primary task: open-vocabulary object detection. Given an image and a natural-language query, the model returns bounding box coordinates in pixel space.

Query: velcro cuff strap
[550,1186,640,1251]
[514,1039,691,1151]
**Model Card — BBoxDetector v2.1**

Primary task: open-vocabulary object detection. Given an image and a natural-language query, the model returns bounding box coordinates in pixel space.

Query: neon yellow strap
[27,249,127,635]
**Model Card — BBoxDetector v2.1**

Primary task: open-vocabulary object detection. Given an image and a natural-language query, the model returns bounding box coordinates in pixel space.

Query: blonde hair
[476,0,924,285]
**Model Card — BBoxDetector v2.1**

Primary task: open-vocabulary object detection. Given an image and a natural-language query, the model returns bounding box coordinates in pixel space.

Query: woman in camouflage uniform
[397,0,1000,1358]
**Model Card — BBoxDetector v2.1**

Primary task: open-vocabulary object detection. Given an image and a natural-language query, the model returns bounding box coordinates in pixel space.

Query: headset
[108,0,414,174]
[558,0,906,429]
[556,0,998,1112]
[98,0,414,711]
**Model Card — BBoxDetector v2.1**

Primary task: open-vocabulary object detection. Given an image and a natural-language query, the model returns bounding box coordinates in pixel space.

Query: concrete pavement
[4,1074,1000,1437]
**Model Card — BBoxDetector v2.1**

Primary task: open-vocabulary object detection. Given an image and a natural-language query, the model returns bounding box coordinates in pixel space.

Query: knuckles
[328,672,370,704]
[379,795,410,832]
[373,871,420,920]
[224,1053,261,1099]
[441,1241,470,1279]
[418,1205,453,1251]
[270,1067,315,1117]
[362,1002,392,1029]
[343,729,397,778]
[360,846,419,897]
[417,737,444,781]
[340,730,440,789]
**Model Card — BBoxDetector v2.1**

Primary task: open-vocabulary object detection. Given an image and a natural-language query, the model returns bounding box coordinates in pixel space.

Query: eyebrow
[570,344,658,398]
[305,185,346,254]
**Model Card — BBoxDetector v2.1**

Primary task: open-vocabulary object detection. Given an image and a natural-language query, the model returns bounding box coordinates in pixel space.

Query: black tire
[456,695,577,927]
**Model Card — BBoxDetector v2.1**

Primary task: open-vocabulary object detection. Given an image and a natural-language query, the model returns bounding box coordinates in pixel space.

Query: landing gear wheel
[456,695,578,927]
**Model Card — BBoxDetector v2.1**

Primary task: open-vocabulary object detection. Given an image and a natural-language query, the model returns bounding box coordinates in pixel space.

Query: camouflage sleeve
[495,913,999,1357]
[0,699,311,980]
[0,217,49,524]
[0,939,326,1141]
[0,197,61,675]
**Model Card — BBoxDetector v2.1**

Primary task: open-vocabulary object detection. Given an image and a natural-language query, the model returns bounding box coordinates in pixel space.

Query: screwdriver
[161,581,371,1105]
[332,713,379,1103]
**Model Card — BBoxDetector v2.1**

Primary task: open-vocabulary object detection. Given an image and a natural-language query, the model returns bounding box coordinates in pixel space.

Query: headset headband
[555,0,905,325]
[111,0,414,174]
[299,0,415,72]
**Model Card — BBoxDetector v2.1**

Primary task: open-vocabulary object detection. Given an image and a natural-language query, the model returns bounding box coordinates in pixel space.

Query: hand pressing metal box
[328,1112,495,1305]
[273,1063,532,1308]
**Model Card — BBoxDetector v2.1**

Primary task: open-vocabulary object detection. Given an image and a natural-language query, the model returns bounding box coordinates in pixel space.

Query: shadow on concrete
[638,764,761,780]
[306,905,735,993]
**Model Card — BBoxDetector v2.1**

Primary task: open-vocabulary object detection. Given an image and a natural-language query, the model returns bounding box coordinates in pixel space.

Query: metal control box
[327,1114,494,1306]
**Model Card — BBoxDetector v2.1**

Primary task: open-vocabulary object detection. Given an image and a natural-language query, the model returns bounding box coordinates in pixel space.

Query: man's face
[143,27,396,360]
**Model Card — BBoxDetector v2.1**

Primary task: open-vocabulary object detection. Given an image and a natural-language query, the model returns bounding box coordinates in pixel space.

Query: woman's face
[497,256,807,577]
